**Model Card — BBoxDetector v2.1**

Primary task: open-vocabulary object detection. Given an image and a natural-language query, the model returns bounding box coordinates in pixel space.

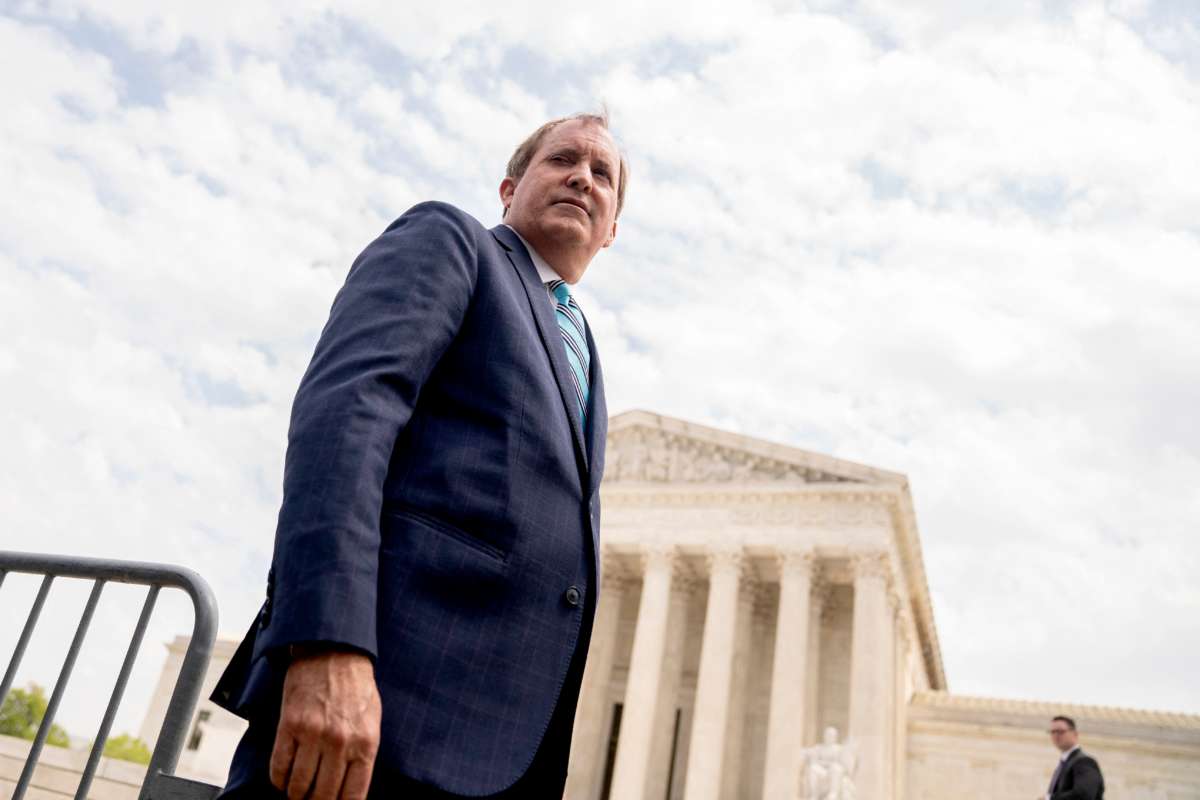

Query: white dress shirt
[504,224,562,306]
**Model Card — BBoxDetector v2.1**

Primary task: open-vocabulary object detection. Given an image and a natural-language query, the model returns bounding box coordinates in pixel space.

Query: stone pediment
[604,410,903,486]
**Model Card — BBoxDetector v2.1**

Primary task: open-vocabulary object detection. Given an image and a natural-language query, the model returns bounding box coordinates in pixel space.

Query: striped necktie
[547,279,590,427]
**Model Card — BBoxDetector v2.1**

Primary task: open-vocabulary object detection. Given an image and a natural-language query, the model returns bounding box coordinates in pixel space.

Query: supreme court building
[145,411,1200,799]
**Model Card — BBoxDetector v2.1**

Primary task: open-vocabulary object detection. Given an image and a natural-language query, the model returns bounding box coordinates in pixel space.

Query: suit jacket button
[564,586,582,607]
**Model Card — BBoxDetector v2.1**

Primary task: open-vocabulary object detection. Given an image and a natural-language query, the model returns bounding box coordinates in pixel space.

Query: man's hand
[270,650,381,800]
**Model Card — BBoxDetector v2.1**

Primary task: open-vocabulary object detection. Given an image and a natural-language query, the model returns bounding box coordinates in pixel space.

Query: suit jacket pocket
[385,507,508,563]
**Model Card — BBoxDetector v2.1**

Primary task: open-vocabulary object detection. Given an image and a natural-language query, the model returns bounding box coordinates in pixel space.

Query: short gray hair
[504,109,629,218]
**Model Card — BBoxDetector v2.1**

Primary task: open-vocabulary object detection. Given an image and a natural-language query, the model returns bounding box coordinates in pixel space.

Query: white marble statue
[798,726,859,800]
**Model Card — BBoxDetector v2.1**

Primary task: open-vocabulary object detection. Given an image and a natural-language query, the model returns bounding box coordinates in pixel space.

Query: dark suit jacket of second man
[212,200,607,796]
[1051,748,1105,800]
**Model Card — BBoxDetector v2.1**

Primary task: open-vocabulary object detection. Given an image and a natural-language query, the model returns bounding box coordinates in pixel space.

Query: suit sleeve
[256,202,480,660]
[1052,758,1103,800]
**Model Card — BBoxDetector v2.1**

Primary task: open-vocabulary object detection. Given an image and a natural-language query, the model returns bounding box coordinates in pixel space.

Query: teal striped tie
[547,280,590,426]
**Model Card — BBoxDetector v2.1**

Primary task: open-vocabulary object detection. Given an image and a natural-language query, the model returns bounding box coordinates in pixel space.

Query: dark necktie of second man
[1047,757,1065,796]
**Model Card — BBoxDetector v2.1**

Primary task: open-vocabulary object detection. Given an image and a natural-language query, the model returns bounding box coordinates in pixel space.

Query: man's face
[500,119,620,282]
[1048,721,1078,752]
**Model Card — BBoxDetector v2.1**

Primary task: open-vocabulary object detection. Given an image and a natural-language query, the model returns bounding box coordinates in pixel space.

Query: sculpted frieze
[601,501,891,533]
[602,507,732,528]
[730,504,890,527]
[601,503,890,532]
[604,426,861,484]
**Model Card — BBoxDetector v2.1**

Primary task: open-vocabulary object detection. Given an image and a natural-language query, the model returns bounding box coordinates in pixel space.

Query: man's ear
[602,220,618,249]
[499,177,516,213]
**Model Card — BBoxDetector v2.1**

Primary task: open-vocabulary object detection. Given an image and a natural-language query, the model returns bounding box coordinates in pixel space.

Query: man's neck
[505,225,568,284]
[1060,744,1080,760]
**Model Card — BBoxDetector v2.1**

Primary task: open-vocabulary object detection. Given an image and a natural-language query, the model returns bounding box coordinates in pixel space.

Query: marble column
[565,553,626,800]
[645,566,695,800]
[682,548,744,800]
[719,576,758,800]
[847,552,892,800]
[609,545,676,800]
[805,581,831,746]
[762,550,816,800]
[739,584,778,800]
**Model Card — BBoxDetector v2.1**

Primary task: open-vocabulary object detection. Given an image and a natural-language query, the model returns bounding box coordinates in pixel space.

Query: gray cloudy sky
[1,0,1198,742]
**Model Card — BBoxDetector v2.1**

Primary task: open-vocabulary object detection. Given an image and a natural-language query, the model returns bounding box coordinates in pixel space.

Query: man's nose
[566,167,593,192]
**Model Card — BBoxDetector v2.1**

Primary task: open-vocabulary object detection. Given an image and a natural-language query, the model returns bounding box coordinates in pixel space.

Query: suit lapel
[578,309,606,575]
[1053,748,1081,791]
[492,226,589,475]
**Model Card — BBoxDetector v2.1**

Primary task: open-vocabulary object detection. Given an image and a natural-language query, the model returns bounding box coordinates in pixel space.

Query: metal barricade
[0,551,222,799]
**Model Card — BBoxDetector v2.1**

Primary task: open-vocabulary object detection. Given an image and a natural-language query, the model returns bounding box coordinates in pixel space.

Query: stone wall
[0,734,143,799]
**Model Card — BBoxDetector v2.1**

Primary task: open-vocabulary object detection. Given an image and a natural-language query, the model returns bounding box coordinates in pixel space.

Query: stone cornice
[600,484,901,529]
[890,491,947,691]
[171,633,238,659]
[910,691,1200,735]
[600,481,902,507]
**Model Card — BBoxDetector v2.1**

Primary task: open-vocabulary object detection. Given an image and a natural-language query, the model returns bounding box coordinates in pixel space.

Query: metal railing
[0,551,222,800]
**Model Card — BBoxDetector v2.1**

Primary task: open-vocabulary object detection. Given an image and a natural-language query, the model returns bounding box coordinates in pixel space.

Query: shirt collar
[1061,744,1080,762]
[504,225,563,285]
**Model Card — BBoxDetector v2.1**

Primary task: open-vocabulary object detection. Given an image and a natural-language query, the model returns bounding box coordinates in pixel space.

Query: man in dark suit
[210,111,627,799]
[1044,715,1105,800]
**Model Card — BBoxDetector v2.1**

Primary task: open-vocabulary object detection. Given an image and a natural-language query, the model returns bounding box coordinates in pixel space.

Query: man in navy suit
[211,111,627,799]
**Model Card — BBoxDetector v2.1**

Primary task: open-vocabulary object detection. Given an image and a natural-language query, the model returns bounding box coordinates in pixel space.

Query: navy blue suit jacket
[212,202,607,796]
